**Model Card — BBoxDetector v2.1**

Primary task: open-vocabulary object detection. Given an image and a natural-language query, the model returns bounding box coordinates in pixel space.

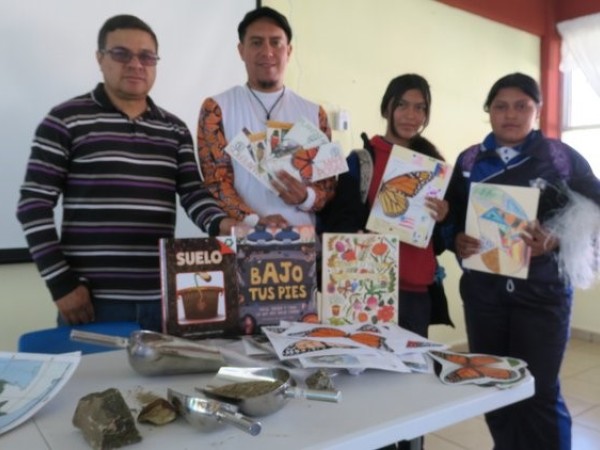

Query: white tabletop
[1,349,534,450]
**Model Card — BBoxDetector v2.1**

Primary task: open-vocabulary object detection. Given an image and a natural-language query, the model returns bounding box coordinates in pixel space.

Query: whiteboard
[0,0,254,258]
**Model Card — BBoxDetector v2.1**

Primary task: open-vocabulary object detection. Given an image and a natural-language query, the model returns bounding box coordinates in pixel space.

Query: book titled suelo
[159,236,239,339]
[234,224,318,335]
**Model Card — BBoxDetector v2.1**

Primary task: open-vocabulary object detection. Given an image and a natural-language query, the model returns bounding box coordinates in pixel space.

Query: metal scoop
[200,366,341,417]
[167,388,261,436]
[70,329,225,376]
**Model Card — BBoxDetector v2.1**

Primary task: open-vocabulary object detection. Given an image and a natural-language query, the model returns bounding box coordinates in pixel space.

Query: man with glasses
[16,15,235,331]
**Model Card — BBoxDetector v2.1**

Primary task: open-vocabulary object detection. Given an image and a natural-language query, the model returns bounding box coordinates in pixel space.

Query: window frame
[561,66,600,131]
[560,66,600,175]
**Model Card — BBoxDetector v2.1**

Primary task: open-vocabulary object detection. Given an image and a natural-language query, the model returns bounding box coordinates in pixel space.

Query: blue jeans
[57,300,162,332]
[460,272,572,450]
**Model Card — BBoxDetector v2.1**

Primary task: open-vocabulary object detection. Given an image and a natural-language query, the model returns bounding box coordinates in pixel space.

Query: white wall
[0,264,55,351]
[0,0,252,251]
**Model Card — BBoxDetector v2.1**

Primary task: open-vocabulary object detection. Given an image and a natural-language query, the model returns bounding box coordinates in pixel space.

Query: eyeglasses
[100,47,160,66]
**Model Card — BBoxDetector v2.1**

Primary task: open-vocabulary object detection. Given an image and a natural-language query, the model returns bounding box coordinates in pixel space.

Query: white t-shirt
[212,85,322,225]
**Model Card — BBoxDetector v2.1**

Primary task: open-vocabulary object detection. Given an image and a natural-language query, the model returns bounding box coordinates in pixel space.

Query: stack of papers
[225,117,348,191]
[251,321,447,373]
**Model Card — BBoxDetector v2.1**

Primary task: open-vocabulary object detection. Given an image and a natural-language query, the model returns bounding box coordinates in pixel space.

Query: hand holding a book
[426,197,449,222]
[455,232,480,259]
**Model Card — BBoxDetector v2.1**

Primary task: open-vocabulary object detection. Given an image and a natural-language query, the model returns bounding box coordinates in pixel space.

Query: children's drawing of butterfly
[292,147,319,181]
[429,350,520,384]
[377,171,433,217]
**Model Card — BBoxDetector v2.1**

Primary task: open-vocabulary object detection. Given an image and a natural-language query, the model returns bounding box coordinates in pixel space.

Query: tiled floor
[424,337,600,449]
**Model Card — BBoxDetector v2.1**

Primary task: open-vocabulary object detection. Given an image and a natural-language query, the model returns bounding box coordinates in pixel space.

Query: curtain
[557,12,600,97]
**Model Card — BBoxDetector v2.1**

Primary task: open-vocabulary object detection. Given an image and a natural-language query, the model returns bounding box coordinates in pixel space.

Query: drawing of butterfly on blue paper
[463,182,540,279]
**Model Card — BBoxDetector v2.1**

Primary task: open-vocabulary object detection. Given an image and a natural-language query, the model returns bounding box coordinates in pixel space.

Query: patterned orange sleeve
[197,98,255,220]
[307,106,337,211]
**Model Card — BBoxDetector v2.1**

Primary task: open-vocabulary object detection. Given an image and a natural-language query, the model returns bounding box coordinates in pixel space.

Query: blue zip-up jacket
[445,130,600,285]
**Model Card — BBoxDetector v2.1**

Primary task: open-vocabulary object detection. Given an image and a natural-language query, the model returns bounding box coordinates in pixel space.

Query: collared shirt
[16,83,225,301]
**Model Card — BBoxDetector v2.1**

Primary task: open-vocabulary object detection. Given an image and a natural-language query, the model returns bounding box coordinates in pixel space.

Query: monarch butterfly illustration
[347,332,388,349]
[429,350,520,384]
[377,171,433,217]
[292,147,319,181]
[282,339,356,356]
[295,327,345,338]
[290,327,391,351]
[356,324,380,333]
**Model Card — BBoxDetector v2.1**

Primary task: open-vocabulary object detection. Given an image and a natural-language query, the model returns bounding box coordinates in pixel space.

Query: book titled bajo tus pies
[234,224,319,335]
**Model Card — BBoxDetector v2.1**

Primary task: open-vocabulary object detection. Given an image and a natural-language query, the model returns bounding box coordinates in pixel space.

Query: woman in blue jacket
[445,72,600,450]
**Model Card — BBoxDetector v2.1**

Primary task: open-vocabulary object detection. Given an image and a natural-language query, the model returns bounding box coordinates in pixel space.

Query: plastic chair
[18,321,141,354]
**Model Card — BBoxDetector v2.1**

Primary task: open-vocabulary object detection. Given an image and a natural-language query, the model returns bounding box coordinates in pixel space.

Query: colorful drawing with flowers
[320,233,400,325]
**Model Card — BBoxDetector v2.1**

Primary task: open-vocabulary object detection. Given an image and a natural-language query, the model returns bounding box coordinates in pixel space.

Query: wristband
[243,213,260,227]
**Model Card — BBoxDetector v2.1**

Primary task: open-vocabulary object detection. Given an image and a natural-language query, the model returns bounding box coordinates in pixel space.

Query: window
[561,66,600,174]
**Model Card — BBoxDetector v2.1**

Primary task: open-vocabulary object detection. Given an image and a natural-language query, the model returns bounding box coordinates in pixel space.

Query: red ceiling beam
[557,1,600,21]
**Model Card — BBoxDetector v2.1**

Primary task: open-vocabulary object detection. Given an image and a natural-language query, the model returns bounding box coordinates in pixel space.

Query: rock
[72,387,142,449]
[305,369,335,390]
[137,398,177,425]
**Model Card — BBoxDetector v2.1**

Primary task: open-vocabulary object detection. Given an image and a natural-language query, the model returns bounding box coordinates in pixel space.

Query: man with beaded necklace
[197,6,335,228]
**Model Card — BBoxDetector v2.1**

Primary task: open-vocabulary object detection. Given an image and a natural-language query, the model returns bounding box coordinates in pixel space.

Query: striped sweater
[16,83,226,303]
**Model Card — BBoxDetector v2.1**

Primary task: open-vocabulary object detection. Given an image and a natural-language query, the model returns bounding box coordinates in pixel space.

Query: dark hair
[237,7,292,43]
[380,74,432,128]
[484,72,542,112]
[409,135,445,161]
[98,15,158,51]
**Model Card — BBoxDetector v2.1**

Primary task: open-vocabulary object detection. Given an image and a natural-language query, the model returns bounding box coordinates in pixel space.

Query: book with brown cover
[159,236,239,339]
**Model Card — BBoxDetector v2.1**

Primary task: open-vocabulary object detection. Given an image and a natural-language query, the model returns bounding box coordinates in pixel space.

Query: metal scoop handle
[216,409,262,436]
[284,386,341,403]
[70,330,129,348]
